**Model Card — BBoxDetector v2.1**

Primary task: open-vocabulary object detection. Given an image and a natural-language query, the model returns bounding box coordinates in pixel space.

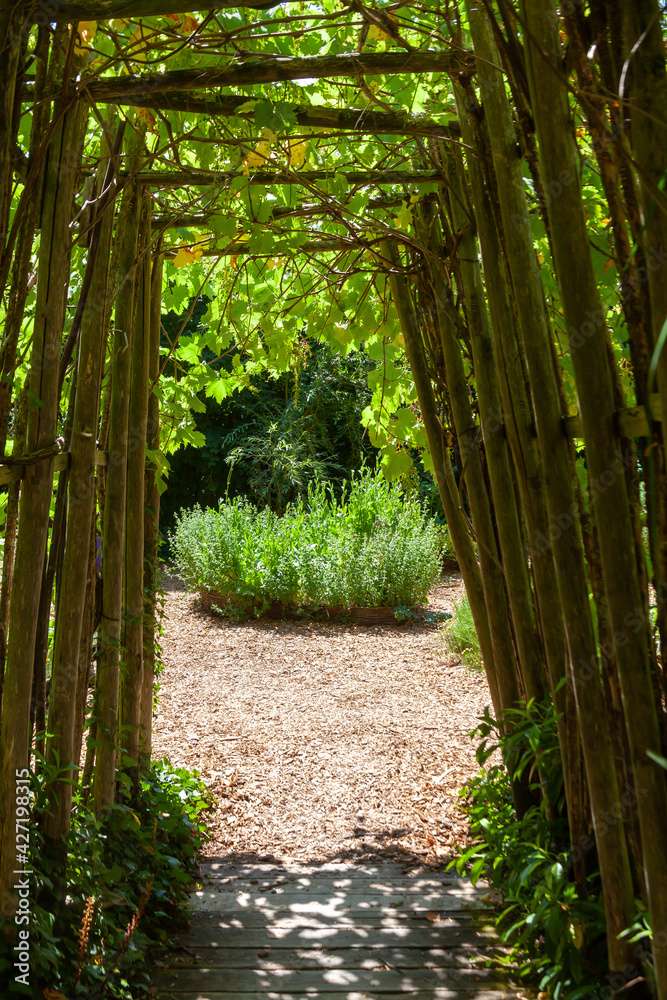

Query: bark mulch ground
[152,572,494,868]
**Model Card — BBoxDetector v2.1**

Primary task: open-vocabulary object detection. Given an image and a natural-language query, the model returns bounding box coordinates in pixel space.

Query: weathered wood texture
[7,0,292,18]
[94,92,457,139]
[155,863,521,1000]
[135,170,445,188]
[85,51,465,101]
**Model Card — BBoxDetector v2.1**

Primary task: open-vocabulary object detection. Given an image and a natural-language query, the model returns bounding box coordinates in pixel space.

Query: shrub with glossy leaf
[449,700,651,999]
[170,470,443,614]
[0,757,211,999]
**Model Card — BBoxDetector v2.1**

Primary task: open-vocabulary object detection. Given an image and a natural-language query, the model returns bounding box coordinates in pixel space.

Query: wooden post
[381,239,503,719]
[0,99,86,915]
[44,140,117,846]
[120,193,152,774]
[140,253,163,761]
[465,0,636,971]
[522,2,667,990]
[93,173,142,813]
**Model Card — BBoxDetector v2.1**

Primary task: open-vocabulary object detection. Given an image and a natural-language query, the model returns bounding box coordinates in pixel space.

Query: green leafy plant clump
[450,701,651,999]
[438,592,482,669]
[0,758,212,999]
[170,470,444,616]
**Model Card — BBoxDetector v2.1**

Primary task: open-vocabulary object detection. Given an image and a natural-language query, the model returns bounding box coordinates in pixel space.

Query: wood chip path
[151,572,523,998]
[154,861,522,1000]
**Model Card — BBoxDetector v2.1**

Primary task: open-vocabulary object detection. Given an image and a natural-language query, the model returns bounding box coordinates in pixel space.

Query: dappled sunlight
[155,861,515,997]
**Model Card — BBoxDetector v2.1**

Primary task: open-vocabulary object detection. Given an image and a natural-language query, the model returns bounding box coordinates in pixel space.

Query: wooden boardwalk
[154,862,522,1000]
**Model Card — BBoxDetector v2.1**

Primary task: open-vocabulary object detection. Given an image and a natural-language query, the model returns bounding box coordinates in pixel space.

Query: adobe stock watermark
[13,768,32,988]
[530,445,636,556]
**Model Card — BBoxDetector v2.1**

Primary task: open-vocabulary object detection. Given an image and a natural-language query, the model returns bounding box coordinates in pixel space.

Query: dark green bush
[159,329,379,533]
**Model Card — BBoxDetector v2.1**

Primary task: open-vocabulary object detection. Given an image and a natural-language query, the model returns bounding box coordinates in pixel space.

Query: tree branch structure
[3,0,288,20]
[133,168,445,187]
[92,91,458,138]
[84,51,467,101]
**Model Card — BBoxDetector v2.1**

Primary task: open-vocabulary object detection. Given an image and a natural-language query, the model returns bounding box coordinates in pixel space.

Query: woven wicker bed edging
[197,588,430,624]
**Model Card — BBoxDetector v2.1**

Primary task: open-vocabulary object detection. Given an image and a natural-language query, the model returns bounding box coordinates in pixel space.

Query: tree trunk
[522,3,667,990]
[120,193,152,774]
[415,205,523,718]
[0,383,28,715]
[73,516,97,781]
[445,149,547,705]
[140,254,163,761]
[0,6,22,255]
[0,25,49,452]
[44,144,117,845]
[381,239,503,718]
[620,0,667,428]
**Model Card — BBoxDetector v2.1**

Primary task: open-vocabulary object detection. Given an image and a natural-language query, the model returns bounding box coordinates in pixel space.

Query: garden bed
[197,587,434,624]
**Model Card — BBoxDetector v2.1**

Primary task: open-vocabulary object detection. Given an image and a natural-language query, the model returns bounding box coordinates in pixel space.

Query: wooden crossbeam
[2,0,288,19]
[0,450,108,488]
[563,394,661,440]
[84,51,465,102]
[163,236,387,257]
[134,169,445,187]
[92,91,458,138]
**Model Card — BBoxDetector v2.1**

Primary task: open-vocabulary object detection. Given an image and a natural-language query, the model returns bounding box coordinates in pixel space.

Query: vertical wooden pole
[93,175,142,813]
[415,206,523,718]
[522,3,667,990]
[0,99,86,914]
[120,193,152,774]
[0,383,28,712]
[140,252,163,761]
[381,239,503,719]
[444,151,547,705]
[465,0,636,970]
[44,140,117,846]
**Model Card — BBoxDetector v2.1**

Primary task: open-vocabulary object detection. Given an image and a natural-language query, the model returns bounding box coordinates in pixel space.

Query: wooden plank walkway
[154,862,523,1000]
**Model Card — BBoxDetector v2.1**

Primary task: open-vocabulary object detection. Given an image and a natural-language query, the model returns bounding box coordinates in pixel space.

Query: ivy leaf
[210,216,237,240]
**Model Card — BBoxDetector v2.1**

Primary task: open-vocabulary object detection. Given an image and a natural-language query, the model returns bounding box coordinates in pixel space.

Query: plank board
[200,863,467,878]
[199,876,468,891]
[155,965,509,992]
[155,992,521,1000]
[189,896,486,916]
[159,945,508,970]
[178,924,496,950]
[155,864,520,1000]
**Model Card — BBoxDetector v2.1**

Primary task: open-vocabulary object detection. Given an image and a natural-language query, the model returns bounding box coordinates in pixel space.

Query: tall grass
[438,591,482,669]
[170,471,443,615]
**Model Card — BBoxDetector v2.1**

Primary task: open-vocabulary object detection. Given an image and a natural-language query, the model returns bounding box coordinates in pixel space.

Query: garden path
[152,572,491,863]
[151,575,523,999]
[154,860,522,1000]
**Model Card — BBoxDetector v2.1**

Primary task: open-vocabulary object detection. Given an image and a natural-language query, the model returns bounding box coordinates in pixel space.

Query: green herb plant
[170,469,443,616]
[449,700,652,999]
[438,592,483,669]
